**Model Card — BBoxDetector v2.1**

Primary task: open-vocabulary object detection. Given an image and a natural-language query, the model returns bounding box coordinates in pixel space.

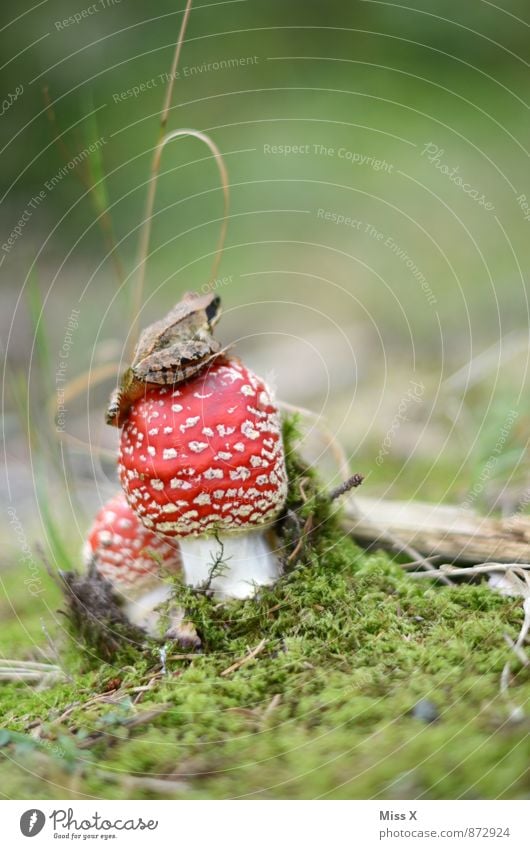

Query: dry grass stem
[220,638,267,677]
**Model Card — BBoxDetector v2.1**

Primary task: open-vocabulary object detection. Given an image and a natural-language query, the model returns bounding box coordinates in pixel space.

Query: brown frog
[106,290,223,427]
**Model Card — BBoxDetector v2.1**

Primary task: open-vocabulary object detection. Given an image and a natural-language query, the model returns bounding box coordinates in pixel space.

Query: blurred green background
[2,0,530,543]
[3,1,530,534]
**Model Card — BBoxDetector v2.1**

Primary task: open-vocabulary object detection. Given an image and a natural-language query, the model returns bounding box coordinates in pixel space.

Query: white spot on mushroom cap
[204,468,224,480]
[247,404,267,419]
[241,421,260,440]
[189,441,208,453]
[98,530,113,546]
[216,451,232,461]
[220,367,243,384]
[230,466,251,481]
[150,479,165,491]
[194,493,211,505]
[170,477,192,489]
[216,424,235,437]
[240,384,255,396]
[172,403,183,412]
[180,416,200,432]
[234,504,254,517]
[147,446,156,457]
[162,448,178,460]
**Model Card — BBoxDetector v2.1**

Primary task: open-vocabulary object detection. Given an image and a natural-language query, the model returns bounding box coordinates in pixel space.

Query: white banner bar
[1,800,528,848]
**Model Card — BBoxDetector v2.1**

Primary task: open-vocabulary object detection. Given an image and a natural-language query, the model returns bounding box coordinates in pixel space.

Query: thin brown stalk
[160,0,194,134]
[128,0,229,358]
[329,473,364,501]
[129,127,229,360]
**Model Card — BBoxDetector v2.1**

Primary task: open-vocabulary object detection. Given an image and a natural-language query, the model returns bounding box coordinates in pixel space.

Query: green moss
[1,424,529,799]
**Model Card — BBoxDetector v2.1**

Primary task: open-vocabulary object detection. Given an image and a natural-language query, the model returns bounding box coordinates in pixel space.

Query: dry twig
[220,639,267,677]
[329,473,364,501]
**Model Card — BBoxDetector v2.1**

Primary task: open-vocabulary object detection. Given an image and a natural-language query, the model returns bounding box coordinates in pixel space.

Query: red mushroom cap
[118,358,287,537]
[83,492,181,590]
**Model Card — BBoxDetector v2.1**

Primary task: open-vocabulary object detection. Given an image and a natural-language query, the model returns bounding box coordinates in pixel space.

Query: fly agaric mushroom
[83,491,183,635]
[118,358,288,599]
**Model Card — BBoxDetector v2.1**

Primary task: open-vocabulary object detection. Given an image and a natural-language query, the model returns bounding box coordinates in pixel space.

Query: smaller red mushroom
[83,492,182,635]
[118,358,288,599]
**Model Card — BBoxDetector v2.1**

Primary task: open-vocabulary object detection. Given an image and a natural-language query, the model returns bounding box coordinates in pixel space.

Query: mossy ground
[1,428,529,799]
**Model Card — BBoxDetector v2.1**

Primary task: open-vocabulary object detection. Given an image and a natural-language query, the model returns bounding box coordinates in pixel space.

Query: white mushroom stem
[179,531,282,599]
[122,584,173,636]
[122,584,199,647]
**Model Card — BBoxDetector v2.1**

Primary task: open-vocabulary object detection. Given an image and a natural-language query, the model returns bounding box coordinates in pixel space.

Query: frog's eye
[206,295,221,325]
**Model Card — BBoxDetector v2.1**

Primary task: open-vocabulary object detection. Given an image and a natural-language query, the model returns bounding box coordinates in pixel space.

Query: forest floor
[1,426,529,800]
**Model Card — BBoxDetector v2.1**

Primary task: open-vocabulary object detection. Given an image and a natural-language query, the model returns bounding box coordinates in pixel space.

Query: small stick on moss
[408,570,463,580]
[329,473,364,501]
[0,659,62,671]
[0,670,61,682]
[96,770,188,795]
[261,693,281,725]
[0,658,65,684]
[409,563,530,580]
[220,638,267,677]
